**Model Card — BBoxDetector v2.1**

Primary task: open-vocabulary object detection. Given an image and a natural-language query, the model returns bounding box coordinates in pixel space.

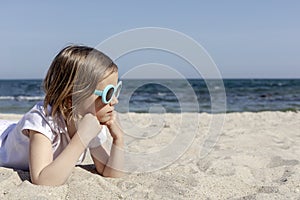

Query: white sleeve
[88,125,108,149]
[20,111,55,142]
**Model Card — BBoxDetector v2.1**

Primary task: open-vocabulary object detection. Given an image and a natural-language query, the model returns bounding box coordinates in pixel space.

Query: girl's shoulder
[22,101,52,125]
[19,101,66,140]
[27,101,50,116]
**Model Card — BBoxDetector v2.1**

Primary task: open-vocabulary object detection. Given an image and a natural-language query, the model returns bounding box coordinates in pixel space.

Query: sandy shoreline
[0,111,300,199]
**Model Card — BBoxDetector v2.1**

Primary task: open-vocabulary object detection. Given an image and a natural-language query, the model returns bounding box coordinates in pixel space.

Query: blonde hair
[43,45,118,122]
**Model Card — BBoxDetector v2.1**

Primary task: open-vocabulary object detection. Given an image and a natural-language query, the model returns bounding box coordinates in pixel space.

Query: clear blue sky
[0,0,299,79]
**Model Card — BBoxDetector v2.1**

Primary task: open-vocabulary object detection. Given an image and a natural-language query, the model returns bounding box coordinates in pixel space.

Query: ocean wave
[0,96,44,101]
[0,96,15,100]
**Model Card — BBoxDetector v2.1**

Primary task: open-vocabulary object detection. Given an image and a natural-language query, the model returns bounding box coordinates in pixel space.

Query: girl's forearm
[102,138,124,177]
[33,133,86,186]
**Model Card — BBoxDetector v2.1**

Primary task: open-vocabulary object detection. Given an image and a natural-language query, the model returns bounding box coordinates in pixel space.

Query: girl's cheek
[79,96,99,115]
[94,98,104,112]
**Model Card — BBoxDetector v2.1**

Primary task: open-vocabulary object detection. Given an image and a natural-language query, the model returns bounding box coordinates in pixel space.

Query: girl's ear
[67,97,72,107]
[63,97,72,110]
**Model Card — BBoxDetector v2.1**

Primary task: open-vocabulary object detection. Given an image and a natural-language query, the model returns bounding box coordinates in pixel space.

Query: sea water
[0,79,299,114]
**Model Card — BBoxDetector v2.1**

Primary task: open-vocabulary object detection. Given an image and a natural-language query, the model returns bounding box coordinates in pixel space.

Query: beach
[0,111,299,199]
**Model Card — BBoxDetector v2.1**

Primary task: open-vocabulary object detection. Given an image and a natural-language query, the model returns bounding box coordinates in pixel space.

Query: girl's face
[79,71,119,124]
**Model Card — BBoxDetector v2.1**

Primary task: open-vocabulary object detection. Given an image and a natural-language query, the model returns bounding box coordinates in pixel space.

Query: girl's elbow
[31,177,66,186]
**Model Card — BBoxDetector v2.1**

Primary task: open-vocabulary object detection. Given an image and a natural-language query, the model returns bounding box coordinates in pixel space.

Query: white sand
[0,112,300,199]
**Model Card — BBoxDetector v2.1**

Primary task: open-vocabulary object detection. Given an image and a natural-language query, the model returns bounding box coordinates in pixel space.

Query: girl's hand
[102,111,124,142]
[77,113,103,147]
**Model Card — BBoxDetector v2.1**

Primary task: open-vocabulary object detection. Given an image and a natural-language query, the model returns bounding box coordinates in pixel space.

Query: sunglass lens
[106,87,114,103]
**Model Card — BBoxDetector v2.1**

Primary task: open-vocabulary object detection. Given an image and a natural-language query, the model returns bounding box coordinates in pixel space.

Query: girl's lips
[107,109,114,114]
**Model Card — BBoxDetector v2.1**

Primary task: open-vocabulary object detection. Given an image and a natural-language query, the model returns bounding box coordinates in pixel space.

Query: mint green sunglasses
[94,81,122,104]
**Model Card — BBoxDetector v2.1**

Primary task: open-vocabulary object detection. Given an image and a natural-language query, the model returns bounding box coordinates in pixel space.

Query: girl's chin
[98,115,111,124]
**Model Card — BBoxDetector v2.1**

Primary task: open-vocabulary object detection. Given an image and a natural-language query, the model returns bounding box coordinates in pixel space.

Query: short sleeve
[20,111,55,142]
[88,125,108,149]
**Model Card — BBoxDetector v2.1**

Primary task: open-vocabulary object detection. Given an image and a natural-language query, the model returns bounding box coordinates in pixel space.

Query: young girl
[0,45,124,186]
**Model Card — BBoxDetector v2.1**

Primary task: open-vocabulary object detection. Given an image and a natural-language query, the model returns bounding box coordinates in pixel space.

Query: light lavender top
[0,101,107,170]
